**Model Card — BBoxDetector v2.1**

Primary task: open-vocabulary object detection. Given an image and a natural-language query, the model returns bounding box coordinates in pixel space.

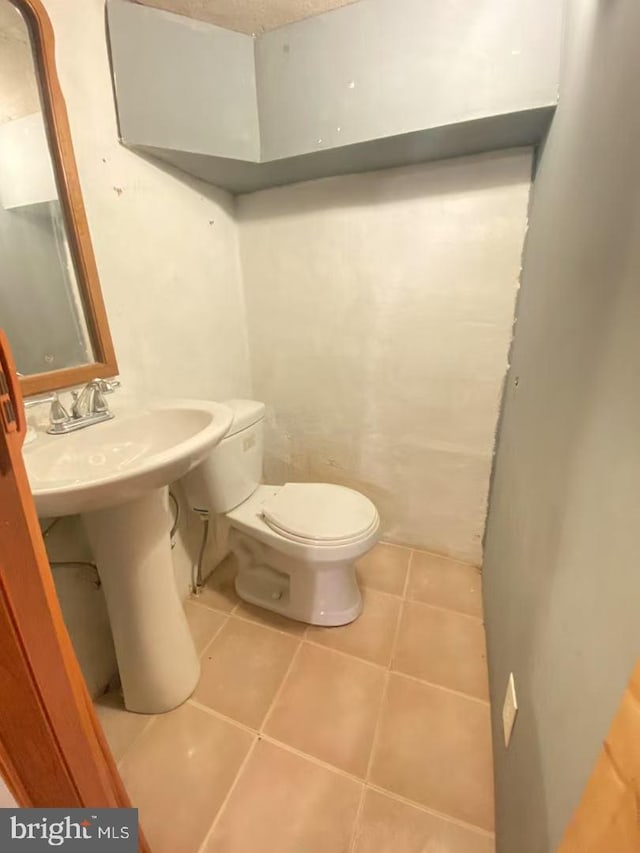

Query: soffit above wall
[108,0,563,194]
[133,0,361,34]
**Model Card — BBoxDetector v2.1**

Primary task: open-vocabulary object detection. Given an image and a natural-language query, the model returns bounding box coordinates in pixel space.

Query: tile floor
[96,543,495,853]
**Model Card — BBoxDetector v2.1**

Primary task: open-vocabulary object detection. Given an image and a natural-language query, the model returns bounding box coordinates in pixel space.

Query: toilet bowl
[181,400,380,626]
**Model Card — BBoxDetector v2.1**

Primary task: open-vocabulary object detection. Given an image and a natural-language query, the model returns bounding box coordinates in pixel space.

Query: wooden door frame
[0,330,149,850]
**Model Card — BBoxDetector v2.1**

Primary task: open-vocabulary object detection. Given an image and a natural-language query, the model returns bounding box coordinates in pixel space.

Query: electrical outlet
[502,672,518,747]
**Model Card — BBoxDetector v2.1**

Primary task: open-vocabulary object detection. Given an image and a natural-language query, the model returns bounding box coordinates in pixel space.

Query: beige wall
[482,0,640,849]
[33,0,251,696]
[238,149,532,564]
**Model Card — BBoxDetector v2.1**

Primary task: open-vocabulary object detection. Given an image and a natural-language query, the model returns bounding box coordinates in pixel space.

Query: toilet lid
[261,483,378,543]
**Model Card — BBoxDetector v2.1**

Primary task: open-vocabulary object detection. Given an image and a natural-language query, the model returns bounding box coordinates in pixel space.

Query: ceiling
[134,0,362,35]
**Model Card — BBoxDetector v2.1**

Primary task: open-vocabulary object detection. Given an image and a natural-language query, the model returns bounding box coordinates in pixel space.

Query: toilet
[181,400,380,626]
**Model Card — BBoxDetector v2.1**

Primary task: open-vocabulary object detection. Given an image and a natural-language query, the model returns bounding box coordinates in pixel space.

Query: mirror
[0,0,117,396]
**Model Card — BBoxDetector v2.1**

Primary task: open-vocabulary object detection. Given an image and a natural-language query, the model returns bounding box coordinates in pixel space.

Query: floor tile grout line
[388,574,490,703]
[114,712,157,771]
[117,707,495,848]
[110,539,493,844]
[362,584,407,601]
[378,540,414,552]
[198,612,231,658]
[116,699,496,843]
[405,543,481,570]
[365,782,496,839]
[229,608,308,640]
[347,784,368,853]
[358,582,407,601]
[192,592,309,639]
[375,541,481,574]
[188,679,381,789]
[354,588,400,796]
[302,632,489,703]
[193,587,484,631]
[361,573,401,790]
[402,549,414,600]
[175,689,495,835]
[363,670,391,785]
[117,541,490,821]
[187,596,236,618]
[302,636,391,672]
[361,583,486,625]
[180,699,376,785]
[196,620,488,713]
[189,696,380,789]
[114,672,493,841]
[111,608,486,769]
[376,538,480,571]
[368,574,410,783]
[390,668,491,706]
[196,736,259,853]
[389,572,409,667]
[258,733,366,785]
[198,540,479,594]
[186,695,387,790]
[187,698,259,737]
[198,576,411,606]
[194,555,481,619]
[402,596,486,624]
[184,598,214,614]
[259,639,305,733]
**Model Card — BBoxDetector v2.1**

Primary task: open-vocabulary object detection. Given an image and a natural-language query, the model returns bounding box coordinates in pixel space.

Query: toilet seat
[261,483,379,545]
[226,484,381,563]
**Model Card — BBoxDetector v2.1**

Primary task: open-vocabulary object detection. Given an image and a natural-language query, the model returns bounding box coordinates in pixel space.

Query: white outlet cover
[502,672,518,747]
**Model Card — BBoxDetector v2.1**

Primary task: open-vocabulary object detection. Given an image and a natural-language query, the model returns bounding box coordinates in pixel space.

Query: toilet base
[232,533,363,627]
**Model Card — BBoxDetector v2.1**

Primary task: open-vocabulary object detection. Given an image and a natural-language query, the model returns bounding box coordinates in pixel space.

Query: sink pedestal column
[83,487,199,714]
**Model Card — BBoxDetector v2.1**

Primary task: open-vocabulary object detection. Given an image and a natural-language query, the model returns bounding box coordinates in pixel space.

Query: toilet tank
[182,399,265,514]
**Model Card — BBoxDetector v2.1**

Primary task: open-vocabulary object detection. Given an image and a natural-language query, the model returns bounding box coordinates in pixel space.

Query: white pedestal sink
[24,399,233,714]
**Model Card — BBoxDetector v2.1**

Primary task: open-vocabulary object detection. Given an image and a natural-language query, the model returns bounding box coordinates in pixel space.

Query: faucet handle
[87,378,120,415]
[92,390,106,414]
[49,393,70,427]
[95,378,120,394]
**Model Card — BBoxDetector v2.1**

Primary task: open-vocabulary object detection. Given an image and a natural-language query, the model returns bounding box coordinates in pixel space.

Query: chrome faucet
[70,378,119,419]
[48,378,120,435]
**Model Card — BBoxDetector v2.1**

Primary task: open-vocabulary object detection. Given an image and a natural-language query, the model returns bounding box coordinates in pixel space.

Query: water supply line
[169,489,209,594]
[43,518,100,587]
[168,489,180,547]
[43,493,199,595]
[192,514,210,596]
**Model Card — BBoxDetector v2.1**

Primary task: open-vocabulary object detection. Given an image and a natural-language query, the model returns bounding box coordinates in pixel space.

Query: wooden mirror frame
[9,0,118,397]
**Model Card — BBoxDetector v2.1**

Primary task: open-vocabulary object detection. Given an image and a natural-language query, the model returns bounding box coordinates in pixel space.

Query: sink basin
[24,398,233,715]
[25,399,233,516]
